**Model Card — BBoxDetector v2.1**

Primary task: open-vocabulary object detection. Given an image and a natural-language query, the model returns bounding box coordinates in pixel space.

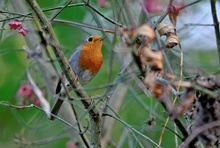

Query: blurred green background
[0,0,220,148]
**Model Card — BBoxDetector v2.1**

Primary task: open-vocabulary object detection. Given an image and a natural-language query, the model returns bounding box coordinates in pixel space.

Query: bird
[50,35,105,120]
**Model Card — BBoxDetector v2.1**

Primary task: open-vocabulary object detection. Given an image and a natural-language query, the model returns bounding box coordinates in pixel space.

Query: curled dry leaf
[156,22,180,48]
[122,27,137,46]
[144,71,162,98]
[136,24,155,45]
[156,22,176,36]
[166,33,180,48]
[171,88,196,118]
[140,47,163,71]
[196,75,219,89]
[168,5,180,26]
[122,24,155,47]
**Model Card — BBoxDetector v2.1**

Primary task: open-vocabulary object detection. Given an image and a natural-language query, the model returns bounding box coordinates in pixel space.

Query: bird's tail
[49,78,65,120]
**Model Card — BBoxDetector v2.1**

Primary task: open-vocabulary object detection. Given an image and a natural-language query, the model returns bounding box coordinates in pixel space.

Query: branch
[99,60,134,113]
[53,19,120,35]
[85,1,123,27]
[179,120,220,148]
[25,0,101,147]
[102,113,161,148]
[210,0,220,63]
[153,0,204,29]
[0,101,79,132]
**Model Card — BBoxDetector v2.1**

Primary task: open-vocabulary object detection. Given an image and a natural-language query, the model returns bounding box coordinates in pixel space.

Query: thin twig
[53,19,120,35]
[103,112,161,148]
[50,0,72,21]
[179,120,220,148]
[179,0,203,11]
[99,60,134,113]
[25,0,101,147]
[153,0,204,29]
[70,104,90,148]
[0,101,79,132]
[162,124,183,140]
[210,0,220,63]
[85,1,123,27]
[183,23,217,27]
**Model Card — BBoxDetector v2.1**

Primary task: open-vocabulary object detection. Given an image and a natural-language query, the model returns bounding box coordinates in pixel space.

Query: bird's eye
[87,37,93,42]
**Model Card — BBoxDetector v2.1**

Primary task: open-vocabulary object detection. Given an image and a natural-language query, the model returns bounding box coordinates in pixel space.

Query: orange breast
[78,40,103,74]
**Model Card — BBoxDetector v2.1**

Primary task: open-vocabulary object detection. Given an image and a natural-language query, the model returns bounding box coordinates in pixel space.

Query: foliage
[0,0,220,148]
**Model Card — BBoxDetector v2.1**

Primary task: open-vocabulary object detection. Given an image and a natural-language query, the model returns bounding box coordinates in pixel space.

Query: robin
[50,35,105,120]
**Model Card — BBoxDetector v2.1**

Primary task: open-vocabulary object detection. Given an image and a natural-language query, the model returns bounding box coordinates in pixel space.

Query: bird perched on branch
[50,35,105,120]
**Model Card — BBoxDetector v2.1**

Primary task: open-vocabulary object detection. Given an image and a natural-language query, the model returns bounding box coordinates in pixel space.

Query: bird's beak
[100,36,107,41]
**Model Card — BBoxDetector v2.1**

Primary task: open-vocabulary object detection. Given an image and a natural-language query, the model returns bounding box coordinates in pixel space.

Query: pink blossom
[98,0,105,6]
[17,84,33,98]
[144,0,165,13]
[18,28,27,36]
[8,21,22,30]
[66,141,76,148]
[33,98,40,106]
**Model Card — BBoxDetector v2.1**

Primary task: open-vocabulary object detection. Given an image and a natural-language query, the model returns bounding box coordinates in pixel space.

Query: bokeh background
[0,0,220,147]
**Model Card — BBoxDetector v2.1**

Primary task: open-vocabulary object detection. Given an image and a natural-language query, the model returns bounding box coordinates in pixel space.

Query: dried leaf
[136,24,155,44]
[172,88,196,118]
[156,22,176,36]
[144,71,162,97]
[196,75,218,89]
[140,47,163,71]
[135,37,142,49]
[122,27,137,45]
[166,33,180,48]
[122,25,155,47]
[168,5,180,26]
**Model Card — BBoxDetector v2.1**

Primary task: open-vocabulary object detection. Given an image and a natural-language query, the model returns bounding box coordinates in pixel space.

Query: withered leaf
[122,27,137,46]
[156,22,176,36]
[168,5,180,26]
[166,33,180,48]
[172,88,196,118]
[140,47,163,71]
[136,24,155,45]
[144,71,162,98]
[122,25,155,47]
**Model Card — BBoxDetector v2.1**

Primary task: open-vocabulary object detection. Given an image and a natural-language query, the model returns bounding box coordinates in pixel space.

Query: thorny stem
[210,0,220,63]
[25,0,101,147]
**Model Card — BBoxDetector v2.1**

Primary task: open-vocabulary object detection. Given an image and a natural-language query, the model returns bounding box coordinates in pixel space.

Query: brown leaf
[144,71,162,98]
[122,27,137,45]
[122,25,155,48]
[172,88,196,118]
[166,33,180,48]
[168,5,180,26]
[196,75,219,89]
[156,22,176,36]
[140,47,163,71]
[136,24,155,45]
